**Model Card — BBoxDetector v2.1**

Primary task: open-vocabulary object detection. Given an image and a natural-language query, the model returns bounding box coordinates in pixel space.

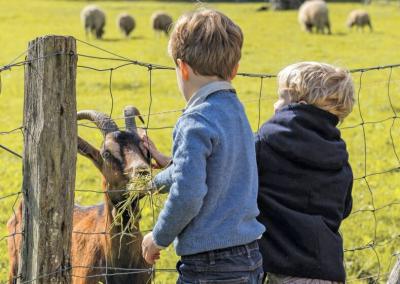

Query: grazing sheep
[151,11,173,35]
[8,107,153,284]
[117,13,136,38]
[298,0,331,34]
[81,5,106,39]
[347,10,373,32]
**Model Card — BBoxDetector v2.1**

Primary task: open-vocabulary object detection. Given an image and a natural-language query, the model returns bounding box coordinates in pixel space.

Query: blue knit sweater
[152,81,265,256]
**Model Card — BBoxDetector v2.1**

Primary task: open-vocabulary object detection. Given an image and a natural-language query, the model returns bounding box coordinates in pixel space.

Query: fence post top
[28,35,76,50]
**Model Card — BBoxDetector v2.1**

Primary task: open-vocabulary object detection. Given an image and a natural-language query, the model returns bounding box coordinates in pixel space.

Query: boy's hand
[140,134,172,169]
[142,232,162,265]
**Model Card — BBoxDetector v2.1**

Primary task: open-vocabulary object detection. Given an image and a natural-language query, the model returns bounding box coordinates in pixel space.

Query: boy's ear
[229,64,239,81]
[177,59,190,81]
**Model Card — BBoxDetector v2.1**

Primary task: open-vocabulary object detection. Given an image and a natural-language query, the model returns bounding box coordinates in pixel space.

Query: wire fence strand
[1,40,400,282]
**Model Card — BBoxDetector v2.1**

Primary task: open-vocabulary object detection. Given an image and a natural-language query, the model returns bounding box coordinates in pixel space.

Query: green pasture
[1,0,400,282]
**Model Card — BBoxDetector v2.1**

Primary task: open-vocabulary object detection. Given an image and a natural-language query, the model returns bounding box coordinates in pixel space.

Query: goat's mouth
[110,172,152,233]
[127,171,152,197]
[135,170,151,179]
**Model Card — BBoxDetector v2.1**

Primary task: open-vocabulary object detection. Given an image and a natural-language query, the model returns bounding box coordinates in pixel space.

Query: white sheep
[80,5,106,39]
[347,10,372,32]
[298,0,331,34]
[117,13,136,38]
[151,11,173,35]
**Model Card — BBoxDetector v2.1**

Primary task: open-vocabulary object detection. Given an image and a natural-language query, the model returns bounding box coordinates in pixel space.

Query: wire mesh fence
[0,37,399,283]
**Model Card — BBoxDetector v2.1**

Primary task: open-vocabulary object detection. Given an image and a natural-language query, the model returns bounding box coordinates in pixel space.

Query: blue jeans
[176,241,264,284]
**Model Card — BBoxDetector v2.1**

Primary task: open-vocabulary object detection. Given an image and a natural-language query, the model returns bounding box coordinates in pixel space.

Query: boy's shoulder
[182,89,239,120]
[192,89,238,109]
[257,103,345,150]
[260,104,339,134]
[175,89,244,138]
[174,111,217,140]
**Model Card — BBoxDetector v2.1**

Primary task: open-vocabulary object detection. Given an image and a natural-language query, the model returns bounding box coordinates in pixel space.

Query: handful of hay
[111,173,153,236]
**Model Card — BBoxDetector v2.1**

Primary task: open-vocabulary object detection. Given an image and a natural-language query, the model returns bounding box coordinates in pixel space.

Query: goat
[7,106,153,283]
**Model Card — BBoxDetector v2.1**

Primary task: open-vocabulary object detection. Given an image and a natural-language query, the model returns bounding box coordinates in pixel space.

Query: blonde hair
[168,8,243,80]
[278,62,355,121]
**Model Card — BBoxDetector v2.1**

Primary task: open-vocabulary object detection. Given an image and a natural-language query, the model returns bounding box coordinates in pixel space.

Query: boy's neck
[184,76,225,102]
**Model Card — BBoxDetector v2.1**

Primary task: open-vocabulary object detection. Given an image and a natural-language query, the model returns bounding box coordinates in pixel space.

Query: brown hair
[168,8,243,80]
[278,62,355,121]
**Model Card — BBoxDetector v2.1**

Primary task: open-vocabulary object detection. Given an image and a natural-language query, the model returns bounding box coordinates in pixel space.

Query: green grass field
[1,0,400,282]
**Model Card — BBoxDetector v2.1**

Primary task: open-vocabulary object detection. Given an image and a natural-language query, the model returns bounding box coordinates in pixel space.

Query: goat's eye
[102,150,112,160]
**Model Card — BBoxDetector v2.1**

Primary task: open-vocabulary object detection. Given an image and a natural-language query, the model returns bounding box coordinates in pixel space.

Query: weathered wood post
[18,35,77,283]
[388,255,400,284]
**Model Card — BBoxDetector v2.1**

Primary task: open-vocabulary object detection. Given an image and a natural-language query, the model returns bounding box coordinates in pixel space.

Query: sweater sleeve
[152,114,214,247]
[153,165,174,194]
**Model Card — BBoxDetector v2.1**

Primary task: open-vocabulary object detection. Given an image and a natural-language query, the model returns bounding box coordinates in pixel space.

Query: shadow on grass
[101,36,146,42]
[334,32,348,36]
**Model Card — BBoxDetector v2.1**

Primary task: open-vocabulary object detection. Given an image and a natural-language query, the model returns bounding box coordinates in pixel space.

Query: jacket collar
[185,81,234,112]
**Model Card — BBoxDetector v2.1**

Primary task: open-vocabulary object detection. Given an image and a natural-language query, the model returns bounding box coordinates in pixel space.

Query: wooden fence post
[17,35,77,283]
[388,255,400,284]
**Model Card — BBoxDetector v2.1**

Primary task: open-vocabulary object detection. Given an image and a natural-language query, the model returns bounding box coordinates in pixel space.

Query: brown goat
[7,106,153,283]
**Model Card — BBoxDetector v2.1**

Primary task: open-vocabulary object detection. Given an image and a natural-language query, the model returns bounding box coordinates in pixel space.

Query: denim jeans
[176,241,264,284]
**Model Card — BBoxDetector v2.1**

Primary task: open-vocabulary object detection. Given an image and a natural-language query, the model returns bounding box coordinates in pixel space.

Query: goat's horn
[78,110,119,136]
[124,106,144,133]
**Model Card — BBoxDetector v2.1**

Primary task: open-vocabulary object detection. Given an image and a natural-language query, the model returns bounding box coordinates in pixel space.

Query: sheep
[298,0,331,34]
[151,11,173,36]
[347,9,372,32]
[7,107,153,284]
[117,13,136,38]
[81,5,106,39]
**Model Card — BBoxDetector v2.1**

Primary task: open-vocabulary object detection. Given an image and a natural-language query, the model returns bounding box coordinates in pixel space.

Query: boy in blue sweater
[140,8,265,283]
[256,62,355,283]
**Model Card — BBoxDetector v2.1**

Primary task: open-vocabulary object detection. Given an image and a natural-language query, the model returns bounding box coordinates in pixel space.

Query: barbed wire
[0,39,399,282]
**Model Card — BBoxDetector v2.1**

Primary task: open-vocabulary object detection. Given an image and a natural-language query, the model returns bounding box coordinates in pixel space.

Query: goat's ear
[78,137,103,170]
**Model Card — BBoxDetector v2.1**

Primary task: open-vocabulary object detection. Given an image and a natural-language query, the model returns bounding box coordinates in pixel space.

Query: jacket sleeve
[343,180,353,219]
[254,131,263,172]
[343,163,353,219]
[152,114,214,247]
[254,132,261,151]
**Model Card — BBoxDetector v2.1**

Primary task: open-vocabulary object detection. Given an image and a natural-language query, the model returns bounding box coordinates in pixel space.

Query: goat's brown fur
[7,179,151,283]
[7,108,152,283]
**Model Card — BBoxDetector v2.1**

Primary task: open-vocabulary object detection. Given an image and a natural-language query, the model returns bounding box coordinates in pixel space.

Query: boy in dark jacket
[256,62,355,283]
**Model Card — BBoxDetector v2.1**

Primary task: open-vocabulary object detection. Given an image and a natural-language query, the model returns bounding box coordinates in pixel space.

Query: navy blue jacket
[255,104,353,282]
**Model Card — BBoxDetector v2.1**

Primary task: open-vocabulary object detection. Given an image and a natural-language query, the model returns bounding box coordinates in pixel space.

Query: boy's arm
[254,132,263,172]
[343,162,353,219]
[343,179,353,219]
[152,114,213,248]
[153,165,174,194]
[254,132,262,152]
